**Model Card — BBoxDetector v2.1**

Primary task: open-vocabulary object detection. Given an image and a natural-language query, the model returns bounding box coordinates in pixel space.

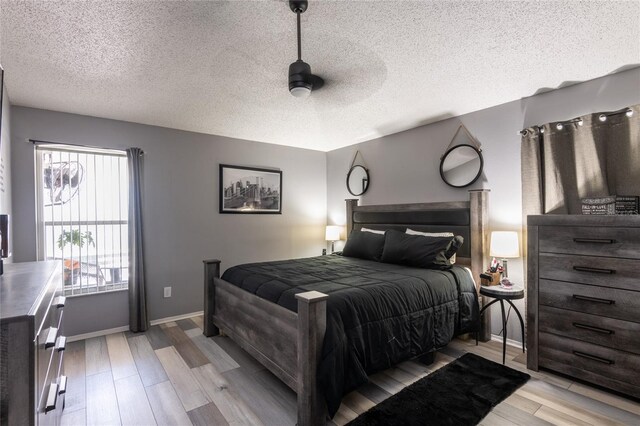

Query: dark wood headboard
[345,190,489,290]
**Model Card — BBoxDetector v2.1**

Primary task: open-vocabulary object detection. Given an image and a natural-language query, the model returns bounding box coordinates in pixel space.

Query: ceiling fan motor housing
[289,0,308,13]
[289,59,313,91]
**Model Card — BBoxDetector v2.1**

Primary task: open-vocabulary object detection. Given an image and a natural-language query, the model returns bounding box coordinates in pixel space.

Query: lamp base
[502,258,508,279]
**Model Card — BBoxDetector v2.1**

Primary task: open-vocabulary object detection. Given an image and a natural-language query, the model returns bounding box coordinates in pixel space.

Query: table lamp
[490,231,519,279]
[325,226,341,253]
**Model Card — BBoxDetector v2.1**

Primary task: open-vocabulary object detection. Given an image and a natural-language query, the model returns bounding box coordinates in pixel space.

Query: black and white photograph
[219,164,282,214]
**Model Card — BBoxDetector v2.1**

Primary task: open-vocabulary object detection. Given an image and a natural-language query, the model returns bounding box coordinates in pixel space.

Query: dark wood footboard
[203,259,328,426]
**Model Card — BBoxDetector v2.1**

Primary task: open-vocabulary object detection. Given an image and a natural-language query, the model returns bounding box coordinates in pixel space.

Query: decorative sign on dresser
[527,215,640,398]
[0,261,66,425]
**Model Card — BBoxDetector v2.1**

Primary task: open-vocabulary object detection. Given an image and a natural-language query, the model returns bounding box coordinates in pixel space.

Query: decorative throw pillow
[406,229,458,263]
[436,235,464,268]
[342,230,386,261]
[382,230,463,269]
[361,227,385,235]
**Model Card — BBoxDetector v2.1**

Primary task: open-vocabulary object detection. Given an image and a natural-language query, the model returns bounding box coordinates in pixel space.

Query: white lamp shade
[490,231,520,258]
[325,226,341,241]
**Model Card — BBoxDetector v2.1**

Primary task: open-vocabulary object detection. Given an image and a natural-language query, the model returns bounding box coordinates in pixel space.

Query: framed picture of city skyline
[219,164,282,214]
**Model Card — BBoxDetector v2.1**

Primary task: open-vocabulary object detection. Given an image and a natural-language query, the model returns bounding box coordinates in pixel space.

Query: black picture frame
[219,164,282,214]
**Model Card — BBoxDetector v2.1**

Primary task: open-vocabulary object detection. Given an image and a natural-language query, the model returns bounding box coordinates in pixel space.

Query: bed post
[296,291,329,426]
[346,199,359,236]
[469,189,491,342]
[203,259,221,337]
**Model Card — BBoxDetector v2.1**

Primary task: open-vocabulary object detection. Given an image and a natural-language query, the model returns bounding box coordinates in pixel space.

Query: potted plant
[57,229,95,286]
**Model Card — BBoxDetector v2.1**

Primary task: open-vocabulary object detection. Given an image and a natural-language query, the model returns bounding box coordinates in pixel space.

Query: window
[36,145,128,296]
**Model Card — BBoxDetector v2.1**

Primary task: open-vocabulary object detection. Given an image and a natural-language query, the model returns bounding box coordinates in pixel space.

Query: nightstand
[476,285,525,364]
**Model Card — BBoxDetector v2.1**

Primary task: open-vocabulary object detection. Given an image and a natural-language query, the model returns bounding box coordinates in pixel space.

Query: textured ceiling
[1,1,639,151]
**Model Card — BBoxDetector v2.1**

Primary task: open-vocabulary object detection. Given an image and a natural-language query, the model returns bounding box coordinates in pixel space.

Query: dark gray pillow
[381,230,463,269]
[342,230,386,261]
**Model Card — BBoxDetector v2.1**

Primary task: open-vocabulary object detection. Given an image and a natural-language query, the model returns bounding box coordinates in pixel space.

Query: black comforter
[221,255,479,417]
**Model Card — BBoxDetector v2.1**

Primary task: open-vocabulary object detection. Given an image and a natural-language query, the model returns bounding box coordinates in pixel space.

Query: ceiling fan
[288,0,324,98]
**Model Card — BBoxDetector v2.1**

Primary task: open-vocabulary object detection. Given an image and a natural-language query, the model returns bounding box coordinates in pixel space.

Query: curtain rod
[518,107,634,136]
[30,138,143,155]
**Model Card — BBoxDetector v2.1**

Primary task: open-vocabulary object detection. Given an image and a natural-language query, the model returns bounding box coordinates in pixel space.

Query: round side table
[475,285,525,364]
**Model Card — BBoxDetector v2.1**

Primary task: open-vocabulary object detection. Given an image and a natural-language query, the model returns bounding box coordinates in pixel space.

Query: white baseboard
[67,310,204,342]
[491,334,525,349]
[67,325,130,342]
[149,310,204,326]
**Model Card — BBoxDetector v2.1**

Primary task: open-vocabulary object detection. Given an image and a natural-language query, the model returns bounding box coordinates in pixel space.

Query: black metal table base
[475,297,525,364]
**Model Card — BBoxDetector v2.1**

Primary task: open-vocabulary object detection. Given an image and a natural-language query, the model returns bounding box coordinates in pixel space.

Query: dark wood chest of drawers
[1,262,66,425]
[527,215,640,398]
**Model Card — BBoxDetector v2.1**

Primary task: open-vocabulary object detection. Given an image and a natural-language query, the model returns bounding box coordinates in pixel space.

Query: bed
[203,189,489,426]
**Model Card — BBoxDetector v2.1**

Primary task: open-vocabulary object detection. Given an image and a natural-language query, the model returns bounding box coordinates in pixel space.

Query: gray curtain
[127,147,149,332]
[522,104,640,218]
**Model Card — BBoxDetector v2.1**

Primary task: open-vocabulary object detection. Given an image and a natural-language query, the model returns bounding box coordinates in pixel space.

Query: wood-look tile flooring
[61,316,640,425]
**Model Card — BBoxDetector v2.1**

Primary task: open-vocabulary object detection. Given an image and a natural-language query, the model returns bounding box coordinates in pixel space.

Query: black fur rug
[346,353,530,426]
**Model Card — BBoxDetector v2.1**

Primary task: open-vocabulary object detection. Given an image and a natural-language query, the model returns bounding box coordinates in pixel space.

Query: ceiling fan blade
[311,74,324,91]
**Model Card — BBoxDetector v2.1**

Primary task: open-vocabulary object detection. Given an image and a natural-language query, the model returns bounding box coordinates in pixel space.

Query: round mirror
[346,165,370,196]
[440,144,483,188]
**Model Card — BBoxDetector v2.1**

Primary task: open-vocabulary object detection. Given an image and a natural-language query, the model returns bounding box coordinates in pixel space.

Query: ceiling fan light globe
[290,86,312,98]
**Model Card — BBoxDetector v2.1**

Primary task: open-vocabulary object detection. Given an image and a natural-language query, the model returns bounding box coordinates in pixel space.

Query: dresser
[527,215,640,398]
[1,262,66,425]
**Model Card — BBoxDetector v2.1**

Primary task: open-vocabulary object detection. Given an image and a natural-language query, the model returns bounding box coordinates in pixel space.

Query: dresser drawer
[539,279,640,322]
[539,332,640,395]
[539,305,640,355]
[33,281,59,339]
[539,253,640,291]
[36,309,65,413]
[50,295,65,330]
[539,226,640,259]
[38,342,63,417]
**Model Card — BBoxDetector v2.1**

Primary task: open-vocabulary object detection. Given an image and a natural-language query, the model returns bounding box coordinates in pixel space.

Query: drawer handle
[573,266,616,274]
[53,296,66,308]
[572,322,614,335]
[572,294,615,305]
[55,336,67,352]
[45,327,58,349]
[573,238,616,244]
[44,383,58,413]
[59,376,68,395]
[573,350,614,365]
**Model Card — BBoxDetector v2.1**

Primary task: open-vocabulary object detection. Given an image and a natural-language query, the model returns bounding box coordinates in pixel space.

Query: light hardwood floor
[61,316,640,425]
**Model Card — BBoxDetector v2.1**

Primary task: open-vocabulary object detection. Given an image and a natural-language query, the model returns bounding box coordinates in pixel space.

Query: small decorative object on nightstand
[325,226,340,253]
[490,231,520,287]
[476,285,525,364]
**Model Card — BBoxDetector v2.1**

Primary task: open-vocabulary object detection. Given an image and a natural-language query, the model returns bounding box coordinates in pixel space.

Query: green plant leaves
[57,229,95,250]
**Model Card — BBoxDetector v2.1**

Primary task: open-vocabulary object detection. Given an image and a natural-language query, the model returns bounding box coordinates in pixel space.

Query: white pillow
[405,229,457,263]
[361,227,385,235]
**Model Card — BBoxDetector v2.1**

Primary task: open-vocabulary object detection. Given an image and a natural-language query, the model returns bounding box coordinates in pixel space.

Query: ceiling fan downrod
[287,0,324,98]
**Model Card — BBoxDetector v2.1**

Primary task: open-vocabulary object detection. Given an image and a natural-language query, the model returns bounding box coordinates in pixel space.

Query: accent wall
[326,67,640,341]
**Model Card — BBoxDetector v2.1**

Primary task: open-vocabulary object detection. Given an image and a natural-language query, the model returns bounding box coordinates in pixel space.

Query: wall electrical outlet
[164,287,172,298]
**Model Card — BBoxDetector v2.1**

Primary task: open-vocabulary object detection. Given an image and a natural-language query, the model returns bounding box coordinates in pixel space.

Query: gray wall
[10,68,639,339]
[11,107,327,336]
[327,67,640,341]
[0,79,12,262]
